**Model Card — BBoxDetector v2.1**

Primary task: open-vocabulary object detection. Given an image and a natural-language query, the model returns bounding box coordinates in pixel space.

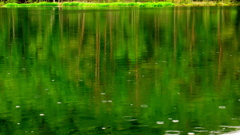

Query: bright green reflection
[0,7,240,135]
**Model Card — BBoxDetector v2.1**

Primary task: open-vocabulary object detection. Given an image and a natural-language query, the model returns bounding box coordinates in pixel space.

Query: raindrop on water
[156,121,164,124]
[165,130,180,135]
[172,120,179,123]
[219,106,226,109]
[140,105,148,108]
[57,102,61,104]
[102,100,107,103]
[100,93,106,95]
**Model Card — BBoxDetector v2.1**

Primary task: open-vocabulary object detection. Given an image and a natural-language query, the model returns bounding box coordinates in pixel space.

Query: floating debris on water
[17,123,20,125]
[107,100,112,103]
[188,133,195,135]
[102,127,106,130]
[39,114,44,116]
[156,121,164,124]
[15,106,20,108]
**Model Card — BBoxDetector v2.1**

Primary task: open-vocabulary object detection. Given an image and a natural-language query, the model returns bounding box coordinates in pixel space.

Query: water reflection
[0,6,240,134]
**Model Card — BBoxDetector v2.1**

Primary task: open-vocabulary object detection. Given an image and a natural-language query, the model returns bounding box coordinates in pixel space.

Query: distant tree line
[1,0,240,4]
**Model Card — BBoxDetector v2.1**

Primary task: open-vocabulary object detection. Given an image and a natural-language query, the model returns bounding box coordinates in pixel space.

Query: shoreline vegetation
[1,1,240,7]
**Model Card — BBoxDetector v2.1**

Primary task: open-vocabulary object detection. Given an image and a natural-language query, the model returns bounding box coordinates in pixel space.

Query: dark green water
[0,6,240,135]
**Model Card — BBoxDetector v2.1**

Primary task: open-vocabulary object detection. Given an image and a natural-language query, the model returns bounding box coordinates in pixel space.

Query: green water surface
[0,6,240,135]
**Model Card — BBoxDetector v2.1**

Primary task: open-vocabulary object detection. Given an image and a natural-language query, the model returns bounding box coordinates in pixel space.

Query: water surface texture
[0,6,240,134]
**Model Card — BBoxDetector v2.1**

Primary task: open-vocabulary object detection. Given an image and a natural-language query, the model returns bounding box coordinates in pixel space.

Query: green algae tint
[0,6,240,135]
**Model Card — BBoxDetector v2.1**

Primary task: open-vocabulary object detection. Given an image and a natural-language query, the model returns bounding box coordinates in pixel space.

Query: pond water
[0,6,240,134]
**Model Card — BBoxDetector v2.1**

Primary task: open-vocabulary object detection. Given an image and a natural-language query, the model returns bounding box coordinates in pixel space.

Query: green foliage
[4,2,58,7]
[62,2,80,6]
[62,2,70,6]
[0,2,5,6]
[38,2,58,6]
[5,0,17,3]
[4,3,18,6]
[138,2,174,7]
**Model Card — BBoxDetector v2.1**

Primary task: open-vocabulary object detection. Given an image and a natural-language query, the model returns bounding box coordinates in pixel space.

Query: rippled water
[0,6,240,134]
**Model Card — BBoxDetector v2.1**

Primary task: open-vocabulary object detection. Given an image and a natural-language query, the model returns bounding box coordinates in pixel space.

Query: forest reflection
[0,7,240,134]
